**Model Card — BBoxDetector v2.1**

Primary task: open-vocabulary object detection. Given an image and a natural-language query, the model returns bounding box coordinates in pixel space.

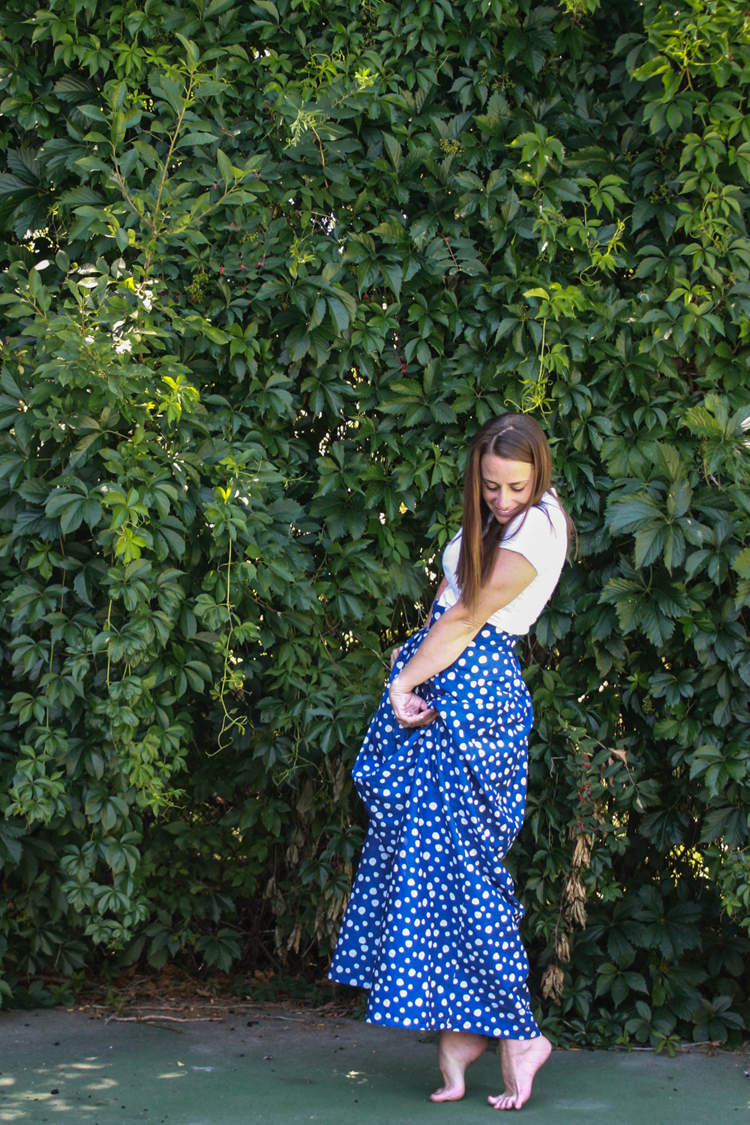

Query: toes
[488,1094,518,1111]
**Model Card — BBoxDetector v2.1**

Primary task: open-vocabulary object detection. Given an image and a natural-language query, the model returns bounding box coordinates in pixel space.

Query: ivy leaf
[327,295,350,333]
[45,490,103,533]
[635,887,703,961]
[732,546,750,579]
[217,147,234,186]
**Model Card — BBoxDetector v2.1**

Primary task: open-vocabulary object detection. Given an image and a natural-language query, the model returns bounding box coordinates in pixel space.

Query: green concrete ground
[0,1007,747,1125]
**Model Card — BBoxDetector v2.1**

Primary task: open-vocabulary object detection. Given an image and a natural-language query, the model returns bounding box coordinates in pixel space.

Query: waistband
[430,603,520,646]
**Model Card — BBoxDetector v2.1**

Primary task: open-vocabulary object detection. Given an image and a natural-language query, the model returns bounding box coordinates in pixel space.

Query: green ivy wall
[0,0,748,1047]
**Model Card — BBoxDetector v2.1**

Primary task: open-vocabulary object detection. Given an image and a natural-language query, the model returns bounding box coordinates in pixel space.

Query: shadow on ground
[0,1008,747,1125]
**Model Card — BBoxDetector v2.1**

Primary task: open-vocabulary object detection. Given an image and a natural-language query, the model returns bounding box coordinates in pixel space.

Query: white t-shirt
[436,491,568,636]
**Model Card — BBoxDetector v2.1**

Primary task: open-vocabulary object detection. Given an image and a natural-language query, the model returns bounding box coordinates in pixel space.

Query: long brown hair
[456,413,575,606]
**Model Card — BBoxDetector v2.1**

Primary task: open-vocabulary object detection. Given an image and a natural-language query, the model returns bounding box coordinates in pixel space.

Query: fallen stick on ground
[259,1015,307,1022]
[105,1014,224,1025]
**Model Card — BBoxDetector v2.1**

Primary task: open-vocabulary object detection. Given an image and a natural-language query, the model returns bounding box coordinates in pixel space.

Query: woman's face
[480,453,534,525]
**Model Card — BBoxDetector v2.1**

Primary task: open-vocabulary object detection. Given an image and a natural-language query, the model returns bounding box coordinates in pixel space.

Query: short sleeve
[498,505,562,576]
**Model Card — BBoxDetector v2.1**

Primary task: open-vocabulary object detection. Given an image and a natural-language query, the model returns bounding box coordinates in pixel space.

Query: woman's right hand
[390,645,402,671]
[388,679,438,728]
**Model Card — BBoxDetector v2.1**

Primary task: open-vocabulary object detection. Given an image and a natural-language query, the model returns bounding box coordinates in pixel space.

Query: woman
[329,413,572,1110]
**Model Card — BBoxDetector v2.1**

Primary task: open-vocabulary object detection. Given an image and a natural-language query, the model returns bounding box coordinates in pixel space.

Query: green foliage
[0,0,748,1046]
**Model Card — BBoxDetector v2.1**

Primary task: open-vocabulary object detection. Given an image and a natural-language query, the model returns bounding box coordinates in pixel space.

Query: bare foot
[488,1035,551,1110]
[430,1030,488,1102]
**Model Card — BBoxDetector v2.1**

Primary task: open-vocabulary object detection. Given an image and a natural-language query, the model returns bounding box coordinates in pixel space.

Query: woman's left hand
[388,679,438,728]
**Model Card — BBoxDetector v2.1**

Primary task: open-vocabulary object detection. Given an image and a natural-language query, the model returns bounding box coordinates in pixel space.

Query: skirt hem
[364,1011,541,1040]
[327,973,540,1041]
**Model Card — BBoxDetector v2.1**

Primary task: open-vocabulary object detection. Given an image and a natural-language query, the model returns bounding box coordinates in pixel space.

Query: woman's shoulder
[536,490,568,528]
[501,494,567,570]
[508,493,565,536]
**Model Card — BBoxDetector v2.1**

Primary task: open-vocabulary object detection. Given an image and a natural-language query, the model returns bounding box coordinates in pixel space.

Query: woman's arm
[390,548,536,713]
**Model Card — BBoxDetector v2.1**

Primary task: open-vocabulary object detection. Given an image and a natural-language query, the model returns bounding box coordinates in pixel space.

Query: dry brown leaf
[541,963,565,1005]
[554,930,571,964]
[571,832,592,869]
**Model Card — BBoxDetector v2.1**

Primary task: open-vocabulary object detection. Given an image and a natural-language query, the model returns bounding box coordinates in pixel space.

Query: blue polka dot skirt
[329,606,540,1040]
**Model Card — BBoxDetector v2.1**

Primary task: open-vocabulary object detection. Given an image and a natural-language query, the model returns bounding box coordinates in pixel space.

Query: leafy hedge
[0,0,749,1046]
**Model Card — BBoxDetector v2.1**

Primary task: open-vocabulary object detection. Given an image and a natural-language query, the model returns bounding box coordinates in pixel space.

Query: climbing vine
[0,0,748,1048]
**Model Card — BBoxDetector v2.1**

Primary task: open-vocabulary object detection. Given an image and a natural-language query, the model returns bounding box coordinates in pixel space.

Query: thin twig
[260,1015,307,1022]
[315,624,358,690]
[105,1014,223,1025]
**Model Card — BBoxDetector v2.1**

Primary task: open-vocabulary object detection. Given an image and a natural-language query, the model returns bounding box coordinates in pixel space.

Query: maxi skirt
[328,606,540,1039]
